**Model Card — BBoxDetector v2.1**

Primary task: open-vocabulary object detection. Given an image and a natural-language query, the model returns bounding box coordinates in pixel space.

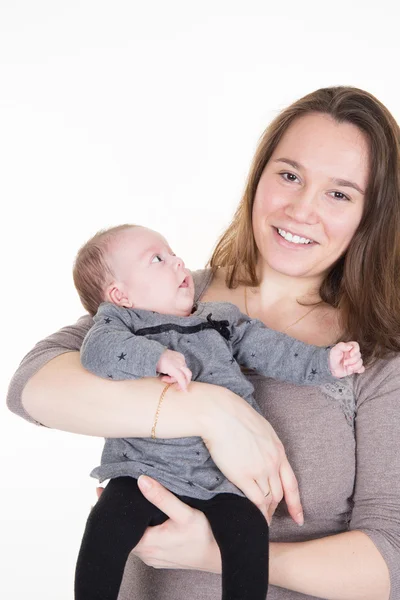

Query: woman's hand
[97,478,222,572]
[199,388,303,525]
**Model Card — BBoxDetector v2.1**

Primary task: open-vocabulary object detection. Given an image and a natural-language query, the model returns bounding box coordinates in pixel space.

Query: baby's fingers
[171,367,189,391]
[346,359,365,375]
[182,367,192,388]
[348,342,360,356]
[161,375,178,384]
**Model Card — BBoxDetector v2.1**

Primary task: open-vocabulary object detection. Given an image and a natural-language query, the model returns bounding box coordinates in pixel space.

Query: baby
[73,224,364,600]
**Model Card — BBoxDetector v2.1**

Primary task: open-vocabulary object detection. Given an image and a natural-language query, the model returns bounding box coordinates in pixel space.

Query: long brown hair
[209,87,400,363]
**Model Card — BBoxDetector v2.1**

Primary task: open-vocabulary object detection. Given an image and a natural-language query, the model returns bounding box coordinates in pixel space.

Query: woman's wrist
[204,535,222,574]
[22,352,227,438]
[153,380,233,440]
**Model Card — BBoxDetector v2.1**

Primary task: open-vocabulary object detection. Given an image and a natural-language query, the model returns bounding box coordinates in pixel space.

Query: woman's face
[252,113,369,280]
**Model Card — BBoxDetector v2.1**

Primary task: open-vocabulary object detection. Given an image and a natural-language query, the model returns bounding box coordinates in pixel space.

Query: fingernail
[138,475,152,491]
[297,513,304,526]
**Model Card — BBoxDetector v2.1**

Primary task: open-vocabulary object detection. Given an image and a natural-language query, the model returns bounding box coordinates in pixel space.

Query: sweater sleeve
[230,308,335,386]
[6,314,93,425]
[80,303,166,380]
[6,274,209,427]
[351,355,400,599]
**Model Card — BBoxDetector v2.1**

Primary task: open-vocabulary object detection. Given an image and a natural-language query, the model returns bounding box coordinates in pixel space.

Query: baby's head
[73,224,194,317]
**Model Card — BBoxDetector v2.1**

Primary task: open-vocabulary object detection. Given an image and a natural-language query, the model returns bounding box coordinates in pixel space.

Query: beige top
[6,269,400,599]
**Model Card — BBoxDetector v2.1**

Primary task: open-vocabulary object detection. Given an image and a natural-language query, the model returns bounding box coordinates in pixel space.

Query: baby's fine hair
[73,224,137,316]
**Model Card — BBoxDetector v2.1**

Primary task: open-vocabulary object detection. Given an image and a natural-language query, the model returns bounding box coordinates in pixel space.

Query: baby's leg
[74,476,168,600]
[189,493,269,600]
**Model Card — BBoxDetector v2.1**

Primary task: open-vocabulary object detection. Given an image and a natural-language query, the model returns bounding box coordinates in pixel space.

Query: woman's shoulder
[353,352,400,408]
[192,268,214,303]
[193,266,246,308]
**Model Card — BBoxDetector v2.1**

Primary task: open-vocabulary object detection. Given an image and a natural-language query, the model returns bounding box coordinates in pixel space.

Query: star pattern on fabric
[311,368,317,375]
[294,353,298,357]
[108,374,113,379]
[118,352,127,361]
[104,317,111,324]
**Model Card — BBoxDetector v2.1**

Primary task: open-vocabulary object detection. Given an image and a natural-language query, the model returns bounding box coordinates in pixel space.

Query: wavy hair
[209,87,400,363]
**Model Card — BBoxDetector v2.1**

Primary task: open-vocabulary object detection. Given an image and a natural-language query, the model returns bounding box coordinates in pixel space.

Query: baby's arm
[231,314,363,385]
[81,303,167,380]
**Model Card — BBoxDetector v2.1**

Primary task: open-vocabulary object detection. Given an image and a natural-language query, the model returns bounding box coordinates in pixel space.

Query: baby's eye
[151,255,163,263]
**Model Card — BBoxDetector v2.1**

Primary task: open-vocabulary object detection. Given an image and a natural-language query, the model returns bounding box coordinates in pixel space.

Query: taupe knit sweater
[6,270,400,599]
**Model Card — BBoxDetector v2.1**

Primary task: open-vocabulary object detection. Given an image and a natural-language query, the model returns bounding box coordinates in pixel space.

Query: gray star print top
[81,299,334,498]
[6,269,400,599]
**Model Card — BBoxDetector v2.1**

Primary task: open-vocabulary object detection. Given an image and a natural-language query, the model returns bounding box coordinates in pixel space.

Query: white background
[1,1,399,598]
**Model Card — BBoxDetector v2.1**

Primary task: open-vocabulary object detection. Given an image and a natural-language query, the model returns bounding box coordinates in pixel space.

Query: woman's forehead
[272,113,370,187]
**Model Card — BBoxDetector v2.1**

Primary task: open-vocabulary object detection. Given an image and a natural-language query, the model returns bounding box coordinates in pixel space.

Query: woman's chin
[262,254,322,280]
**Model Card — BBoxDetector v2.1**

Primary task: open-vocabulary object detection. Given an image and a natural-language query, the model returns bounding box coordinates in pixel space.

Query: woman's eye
[151,255,163,263]
[280,172,299,183]
[330,191,351,202]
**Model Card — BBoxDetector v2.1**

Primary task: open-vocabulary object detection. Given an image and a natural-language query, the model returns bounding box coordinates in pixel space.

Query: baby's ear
[106,284,132,308]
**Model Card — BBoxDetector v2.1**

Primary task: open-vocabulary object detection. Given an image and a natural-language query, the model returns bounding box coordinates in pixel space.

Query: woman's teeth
[277,228,313,245]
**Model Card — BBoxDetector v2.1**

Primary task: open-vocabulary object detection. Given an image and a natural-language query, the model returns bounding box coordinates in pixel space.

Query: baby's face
[107,227,195,317]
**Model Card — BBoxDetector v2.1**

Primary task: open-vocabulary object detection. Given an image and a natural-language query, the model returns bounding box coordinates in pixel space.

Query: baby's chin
[178,292,196,316]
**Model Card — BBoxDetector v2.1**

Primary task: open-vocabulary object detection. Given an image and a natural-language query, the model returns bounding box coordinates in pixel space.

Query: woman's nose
[285,190,319,224]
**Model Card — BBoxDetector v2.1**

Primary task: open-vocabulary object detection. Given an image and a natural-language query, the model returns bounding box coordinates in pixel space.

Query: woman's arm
[22,351,204,437]
[269,533,390,600]
[129,478,389,600]
[126,356,400,598]
[10,324,303,523]
[22,351,303,521]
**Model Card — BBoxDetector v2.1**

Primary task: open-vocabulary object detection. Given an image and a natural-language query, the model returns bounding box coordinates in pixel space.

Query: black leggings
[75,477,269,600]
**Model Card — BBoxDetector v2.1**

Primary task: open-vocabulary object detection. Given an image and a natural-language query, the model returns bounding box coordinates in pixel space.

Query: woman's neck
[255,262,323,309]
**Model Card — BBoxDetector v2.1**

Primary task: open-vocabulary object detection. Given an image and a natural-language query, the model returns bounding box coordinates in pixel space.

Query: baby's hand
[329,342,365,378]
[156,349,192,391]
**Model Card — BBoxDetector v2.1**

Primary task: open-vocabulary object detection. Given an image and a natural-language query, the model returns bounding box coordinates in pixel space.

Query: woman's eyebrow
[273,158,365,195]
[331,178,365,195]
[273,157,302,170]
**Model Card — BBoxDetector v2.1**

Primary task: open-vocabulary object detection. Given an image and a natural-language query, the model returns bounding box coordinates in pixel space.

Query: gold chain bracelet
[151,383,172,439]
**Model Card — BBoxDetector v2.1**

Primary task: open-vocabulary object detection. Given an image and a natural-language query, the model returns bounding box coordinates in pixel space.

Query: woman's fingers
[279,458,304,525]
[263,474,283,523]
[240,479,270,521]
[137,475,195,524]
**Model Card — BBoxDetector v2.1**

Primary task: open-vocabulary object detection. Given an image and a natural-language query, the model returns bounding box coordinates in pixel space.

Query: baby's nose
[174,256,185,269]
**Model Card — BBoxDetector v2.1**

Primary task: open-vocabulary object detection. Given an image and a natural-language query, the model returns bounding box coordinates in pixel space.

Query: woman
[7,86,400,599]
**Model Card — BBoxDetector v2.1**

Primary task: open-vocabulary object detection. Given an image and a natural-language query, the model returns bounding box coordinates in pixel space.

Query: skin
[104,224,363,388]
[105,227,195,317]
[113,114,390,598]
[252,113,368,283]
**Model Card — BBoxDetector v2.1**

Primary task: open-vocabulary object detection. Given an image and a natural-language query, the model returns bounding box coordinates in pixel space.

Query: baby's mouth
[179,276,189,288]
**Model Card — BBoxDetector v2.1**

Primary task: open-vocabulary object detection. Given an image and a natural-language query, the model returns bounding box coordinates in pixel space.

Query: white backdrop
[1,1,399,598]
